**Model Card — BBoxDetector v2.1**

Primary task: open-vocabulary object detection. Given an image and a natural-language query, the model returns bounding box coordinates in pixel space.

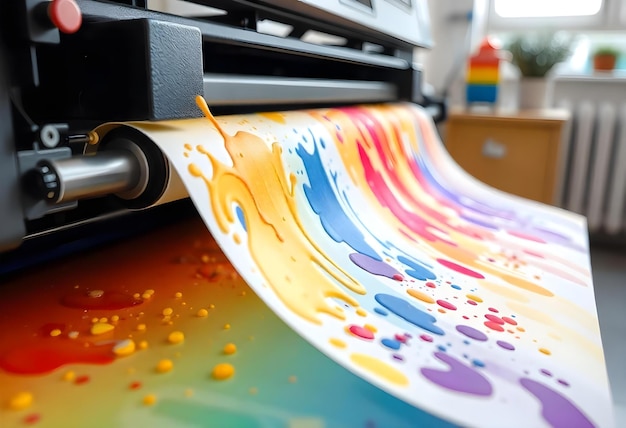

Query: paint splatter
[456,325,488,342]
[348,325,375,340]
[375,293,444,335]
[421,352,493,396]
[296,139,380,260]
[398,255,437,281]
[381,338,402,350]
[496,340,515,351]
[350,353,409,386]
[436,300,457,311]
[349,253,402,280]
[520,378,594,428]
[436,259,485,279]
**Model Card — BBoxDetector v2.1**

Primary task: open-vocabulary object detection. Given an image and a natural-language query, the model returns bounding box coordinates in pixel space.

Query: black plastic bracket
[32,18,204,121]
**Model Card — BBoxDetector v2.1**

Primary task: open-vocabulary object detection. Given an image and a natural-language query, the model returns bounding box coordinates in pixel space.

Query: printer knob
[45,0,83,34]
[24,161,61,202]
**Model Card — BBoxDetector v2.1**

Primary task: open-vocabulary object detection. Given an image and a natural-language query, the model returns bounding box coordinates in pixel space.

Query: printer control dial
[25,162,61,202]
[36,0,83,34]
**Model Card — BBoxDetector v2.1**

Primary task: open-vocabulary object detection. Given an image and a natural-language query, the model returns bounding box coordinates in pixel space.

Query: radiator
[557,100,626,234]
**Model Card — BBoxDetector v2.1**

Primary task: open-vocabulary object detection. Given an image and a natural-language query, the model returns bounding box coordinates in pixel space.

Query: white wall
[421,0,487,98]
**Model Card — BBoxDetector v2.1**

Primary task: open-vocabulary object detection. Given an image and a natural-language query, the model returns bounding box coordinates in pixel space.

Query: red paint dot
[485,314,505,325]
[488,307,499,313]
[392,274,404,281]
[420,334,433,342]
[24,413,41,425]
[467,300,477,306]
[426,282,436,288]
[502,316,518,325]
[436,300,457,311]
[348,325,374,340]
[75,375,90,385]
[129,381,142,390]
[394,334,407,343]
[462,315,470,320]
[484,321,505,332]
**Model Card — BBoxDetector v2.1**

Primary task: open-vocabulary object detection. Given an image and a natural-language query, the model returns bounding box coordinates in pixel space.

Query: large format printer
[0,0,437,269]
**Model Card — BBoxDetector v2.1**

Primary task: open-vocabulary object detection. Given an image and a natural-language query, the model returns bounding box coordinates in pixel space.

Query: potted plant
[507,32,572,109]
[593,46,619,72]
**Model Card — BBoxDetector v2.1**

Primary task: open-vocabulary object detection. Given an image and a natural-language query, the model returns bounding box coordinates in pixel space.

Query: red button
[48,0,82,34]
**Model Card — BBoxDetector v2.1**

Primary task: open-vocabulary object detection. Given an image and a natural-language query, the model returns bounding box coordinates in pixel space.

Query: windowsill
[553,71,626,81]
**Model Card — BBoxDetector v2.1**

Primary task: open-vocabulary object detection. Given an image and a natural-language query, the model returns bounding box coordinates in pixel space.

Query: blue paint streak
[398,255,436,281]
[296,136,380,260]
[374,293,444,335]
[381,338,402,350]
[451,284,461,290]
[235,205,247,231]
[374,307,389,316]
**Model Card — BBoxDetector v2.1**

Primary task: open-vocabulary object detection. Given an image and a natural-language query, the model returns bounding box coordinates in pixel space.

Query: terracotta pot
[593,54,617,71]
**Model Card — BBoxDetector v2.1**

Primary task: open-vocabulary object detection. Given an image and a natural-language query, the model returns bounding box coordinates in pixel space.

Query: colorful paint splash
[2,101,610,427]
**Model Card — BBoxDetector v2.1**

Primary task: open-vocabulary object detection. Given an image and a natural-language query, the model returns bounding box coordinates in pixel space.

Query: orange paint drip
[407,288,435,304]
[190,96,363,324]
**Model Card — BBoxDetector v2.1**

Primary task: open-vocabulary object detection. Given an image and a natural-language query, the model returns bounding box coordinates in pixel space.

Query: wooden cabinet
[444,108,570,205]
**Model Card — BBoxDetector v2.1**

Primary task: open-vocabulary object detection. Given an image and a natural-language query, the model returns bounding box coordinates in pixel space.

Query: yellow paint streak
[329,338,347,348]
[507,301,555,325]
[407,288,435,304]
[466,293,483,303]
[479,282,529,303]
[350,353,408,386]
[258,112,286,124]
[190,96,362,324]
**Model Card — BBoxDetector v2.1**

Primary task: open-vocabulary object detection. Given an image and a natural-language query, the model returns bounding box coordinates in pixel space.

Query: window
[487,0,608,30]
[494,0,602,18]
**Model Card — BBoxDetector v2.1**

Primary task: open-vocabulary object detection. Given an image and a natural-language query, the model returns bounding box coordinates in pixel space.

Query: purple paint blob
[520,378,594,428]
[421,352,493,396]
[541,369,553,377]
[496,340,515,351]
[456,325,488,341]
[557,379,570,387]
[350,253,401,279]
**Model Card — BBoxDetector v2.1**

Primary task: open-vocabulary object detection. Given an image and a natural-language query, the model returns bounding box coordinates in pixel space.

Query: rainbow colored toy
[466,39,501,105]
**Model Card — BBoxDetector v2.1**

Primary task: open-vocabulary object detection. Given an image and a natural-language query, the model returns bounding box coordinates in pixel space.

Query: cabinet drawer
[445,122,559,203]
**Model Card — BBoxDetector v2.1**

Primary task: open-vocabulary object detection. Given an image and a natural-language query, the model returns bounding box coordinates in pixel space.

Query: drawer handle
[482,139,507,159]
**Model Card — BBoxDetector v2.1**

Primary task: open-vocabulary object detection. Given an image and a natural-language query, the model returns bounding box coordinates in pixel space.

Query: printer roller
[23,126,188,210]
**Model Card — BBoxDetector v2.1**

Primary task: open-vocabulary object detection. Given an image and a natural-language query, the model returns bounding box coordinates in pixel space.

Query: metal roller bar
[203,74,397,105]
[77,0,410,69]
